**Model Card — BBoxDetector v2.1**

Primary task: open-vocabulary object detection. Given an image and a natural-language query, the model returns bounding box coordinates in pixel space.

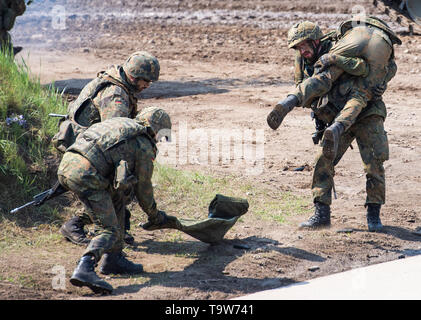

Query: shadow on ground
[107,235,326,297]
[45,77,292,98]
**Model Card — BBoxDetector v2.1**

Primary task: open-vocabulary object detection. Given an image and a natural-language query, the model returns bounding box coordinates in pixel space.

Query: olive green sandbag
[145,194,249,244]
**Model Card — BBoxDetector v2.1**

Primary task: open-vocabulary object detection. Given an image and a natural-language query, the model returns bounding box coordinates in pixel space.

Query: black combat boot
[60,216,90,246]
[322,122,345,160]
[124,232,134,245]
[267,95,299,130]
[99,252,144,275]
[70,254,113,294]
[366,203,383,232]
[299,202,331,229]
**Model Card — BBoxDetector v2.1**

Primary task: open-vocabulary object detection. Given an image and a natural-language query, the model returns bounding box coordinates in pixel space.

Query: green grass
[0,218,63,253]
[152,162,312,224]
[0,46,312,257]
[0,48,68,221]
[0,274,38,289]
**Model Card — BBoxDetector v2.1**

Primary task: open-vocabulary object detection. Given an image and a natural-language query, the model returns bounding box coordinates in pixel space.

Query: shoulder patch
[110,85,126,96]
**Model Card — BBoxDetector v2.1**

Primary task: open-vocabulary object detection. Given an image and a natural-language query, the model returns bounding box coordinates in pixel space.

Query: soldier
[267,16,401,231]
[57,107,172,294]
[56,51,160,246]
[0,0,27,55]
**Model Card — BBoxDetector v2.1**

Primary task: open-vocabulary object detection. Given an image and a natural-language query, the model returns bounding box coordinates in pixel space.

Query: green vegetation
[0,49,67,219]
[0,48,312,257]
[152,162,312,224]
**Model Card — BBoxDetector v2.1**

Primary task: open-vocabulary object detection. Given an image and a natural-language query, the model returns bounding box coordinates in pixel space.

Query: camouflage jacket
[53,65,139,153]
[68,65,138,127]
[292,24,398,125]
[293,31,368,86]
[67,117,159,217]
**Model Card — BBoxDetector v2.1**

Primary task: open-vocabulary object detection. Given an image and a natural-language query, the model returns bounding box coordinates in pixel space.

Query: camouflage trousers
[312,115,389,206]
[57,152,126,262]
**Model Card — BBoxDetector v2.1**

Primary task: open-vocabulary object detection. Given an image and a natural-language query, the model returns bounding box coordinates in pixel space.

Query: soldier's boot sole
[70,276,113,295]
[322,129,337,161]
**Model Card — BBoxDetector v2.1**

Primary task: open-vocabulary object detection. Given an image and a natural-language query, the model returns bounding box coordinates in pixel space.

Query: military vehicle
[373,0,421,34]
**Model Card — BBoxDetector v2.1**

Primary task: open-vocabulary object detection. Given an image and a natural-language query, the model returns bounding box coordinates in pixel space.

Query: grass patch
[152,162,312,224]
[0,218,62,253]
[0,274,39,289]
[0,49,68,225]
[251,191,311,223]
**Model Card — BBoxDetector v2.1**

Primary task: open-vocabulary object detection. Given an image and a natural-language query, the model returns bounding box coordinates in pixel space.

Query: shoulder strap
[100,73,138,115]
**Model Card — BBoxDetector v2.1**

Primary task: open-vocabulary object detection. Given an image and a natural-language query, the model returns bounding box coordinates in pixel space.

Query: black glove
[141,210,168,230]
[267,95,298,130]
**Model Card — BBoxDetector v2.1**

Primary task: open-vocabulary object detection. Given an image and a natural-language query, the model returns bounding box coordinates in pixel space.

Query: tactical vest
[52,70,138,153]
[67,117,155,178]
[68,71,138,126]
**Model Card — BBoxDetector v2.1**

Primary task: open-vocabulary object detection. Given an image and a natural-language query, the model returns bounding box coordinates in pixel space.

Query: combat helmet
[136,107,172,142]
[287,21,324,48]
[339,15,402,45]
[123,51,160,82]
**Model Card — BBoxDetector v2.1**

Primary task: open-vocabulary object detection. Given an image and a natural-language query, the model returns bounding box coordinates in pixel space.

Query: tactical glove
[141,210,178,230]
[314,53,337,73]
[267,95,298,130]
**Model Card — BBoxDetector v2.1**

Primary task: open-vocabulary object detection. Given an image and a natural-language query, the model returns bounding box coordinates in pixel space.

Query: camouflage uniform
[58,117,158,260]
[0,0,26,52]
[268,18,401,230]
[267,22,370,132]
[62,108,171,294]
[290,18,400,207]
[67,65,138,129]
[292,17,400,131]
[311,115,388,206]
[57,51,160,245]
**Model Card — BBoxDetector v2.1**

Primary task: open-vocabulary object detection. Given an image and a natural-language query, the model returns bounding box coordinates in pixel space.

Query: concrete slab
[235,255,421,300]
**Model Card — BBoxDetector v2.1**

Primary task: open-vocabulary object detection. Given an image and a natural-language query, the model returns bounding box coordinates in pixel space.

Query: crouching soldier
[56,51,160,246]
[57,107,172,294]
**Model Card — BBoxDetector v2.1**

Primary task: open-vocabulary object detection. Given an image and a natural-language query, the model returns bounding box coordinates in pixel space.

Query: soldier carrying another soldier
[267,16,401,231]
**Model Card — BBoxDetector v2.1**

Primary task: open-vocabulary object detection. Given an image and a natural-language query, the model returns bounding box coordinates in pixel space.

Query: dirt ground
[1,0,421,300]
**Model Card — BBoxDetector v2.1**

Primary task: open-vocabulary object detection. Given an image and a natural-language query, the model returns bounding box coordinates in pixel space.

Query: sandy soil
[1,0,421,300]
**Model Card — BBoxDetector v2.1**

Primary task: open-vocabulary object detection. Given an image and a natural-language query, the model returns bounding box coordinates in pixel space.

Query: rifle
[49,113,68,120]
[10,181,67,214]
[311,112,328,145]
